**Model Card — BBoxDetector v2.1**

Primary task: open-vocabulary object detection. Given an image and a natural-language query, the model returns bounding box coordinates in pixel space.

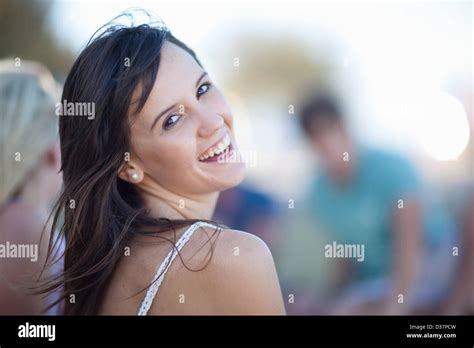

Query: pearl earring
[131,173,139,181]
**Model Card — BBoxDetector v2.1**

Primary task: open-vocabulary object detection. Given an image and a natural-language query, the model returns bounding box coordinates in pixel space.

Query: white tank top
[137,221,217,315]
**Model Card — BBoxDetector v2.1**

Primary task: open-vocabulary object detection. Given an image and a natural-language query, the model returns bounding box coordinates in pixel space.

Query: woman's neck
[137,176,219,221]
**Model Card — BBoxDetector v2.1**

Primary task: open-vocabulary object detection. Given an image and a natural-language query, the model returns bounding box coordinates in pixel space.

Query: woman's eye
[163,114,181,130]
[197,82,211,97]
[161,83,211,130]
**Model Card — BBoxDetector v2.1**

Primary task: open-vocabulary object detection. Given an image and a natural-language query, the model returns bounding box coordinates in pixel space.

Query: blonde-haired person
[0,59,63,314]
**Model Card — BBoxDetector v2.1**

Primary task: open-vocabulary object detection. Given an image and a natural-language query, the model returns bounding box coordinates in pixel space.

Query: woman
[42,17,285,315]
[0,60,63,314]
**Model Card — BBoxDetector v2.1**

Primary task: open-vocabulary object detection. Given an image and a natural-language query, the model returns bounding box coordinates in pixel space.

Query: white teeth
[199,134,231,161]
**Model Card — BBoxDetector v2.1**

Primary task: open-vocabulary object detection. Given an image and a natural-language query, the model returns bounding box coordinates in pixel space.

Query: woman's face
[125,41,245,196]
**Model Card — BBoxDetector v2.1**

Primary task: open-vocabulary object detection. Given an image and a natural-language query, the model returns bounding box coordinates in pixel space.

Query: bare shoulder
[210,227,274,266]
[182,226,286,315]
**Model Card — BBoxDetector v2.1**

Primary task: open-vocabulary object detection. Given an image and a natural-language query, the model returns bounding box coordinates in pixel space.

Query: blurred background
[1,0,472,315]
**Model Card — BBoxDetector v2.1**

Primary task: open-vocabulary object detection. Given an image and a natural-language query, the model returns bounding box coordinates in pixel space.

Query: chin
[224,161,247,188]
[205,161,247,193]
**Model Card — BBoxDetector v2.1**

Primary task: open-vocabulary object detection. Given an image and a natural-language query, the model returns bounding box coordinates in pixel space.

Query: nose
[196,105,225,138]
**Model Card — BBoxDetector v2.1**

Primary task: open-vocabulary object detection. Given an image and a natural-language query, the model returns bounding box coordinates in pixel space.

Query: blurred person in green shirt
[296,93,464,315]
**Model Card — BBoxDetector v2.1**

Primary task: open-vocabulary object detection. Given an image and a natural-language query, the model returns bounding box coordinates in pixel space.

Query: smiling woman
[38,13,285,315]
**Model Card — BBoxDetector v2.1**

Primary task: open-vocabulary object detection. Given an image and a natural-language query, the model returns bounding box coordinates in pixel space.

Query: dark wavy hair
[37,14,221,315]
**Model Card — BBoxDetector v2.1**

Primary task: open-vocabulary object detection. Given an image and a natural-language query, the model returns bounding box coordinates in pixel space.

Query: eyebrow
[150,71,208,131]
[150,103,177,130]
[195,71,207,88]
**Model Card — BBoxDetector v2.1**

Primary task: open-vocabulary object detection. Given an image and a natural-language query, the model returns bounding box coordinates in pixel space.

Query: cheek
[159,143,193,171]
[138,133,196,184]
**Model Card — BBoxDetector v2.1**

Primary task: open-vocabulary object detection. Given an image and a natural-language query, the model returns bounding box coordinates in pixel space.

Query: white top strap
[137,221,218,315]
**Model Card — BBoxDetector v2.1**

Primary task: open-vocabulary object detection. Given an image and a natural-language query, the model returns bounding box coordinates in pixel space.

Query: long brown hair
[38,15,221,315]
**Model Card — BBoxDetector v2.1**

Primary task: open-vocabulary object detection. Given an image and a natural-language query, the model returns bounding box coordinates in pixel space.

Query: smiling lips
[198,133,231,162]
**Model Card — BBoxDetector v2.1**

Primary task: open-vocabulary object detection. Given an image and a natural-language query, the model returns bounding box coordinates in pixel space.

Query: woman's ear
[118,162,144,184]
